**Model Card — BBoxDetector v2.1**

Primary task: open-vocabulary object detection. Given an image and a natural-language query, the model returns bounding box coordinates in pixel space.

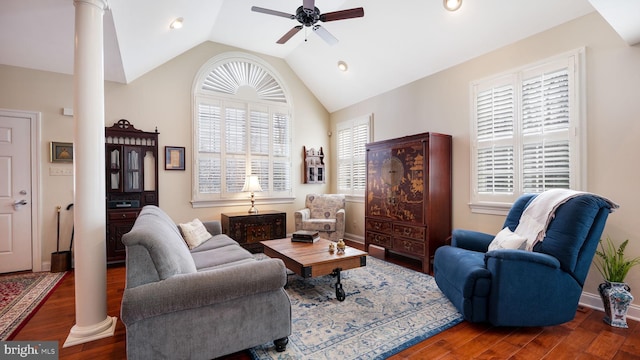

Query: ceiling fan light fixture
[252,2,364,45]
[337,61,348,72]
[444,0,462,11]
[170,17,184,29]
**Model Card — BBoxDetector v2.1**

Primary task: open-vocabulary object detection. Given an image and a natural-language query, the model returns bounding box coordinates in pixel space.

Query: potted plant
[594,236,640,328]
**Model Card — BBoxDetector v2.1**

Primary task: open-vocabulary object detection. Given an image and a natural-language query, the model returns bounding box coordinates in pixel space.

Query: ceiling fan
[251,0,364,45]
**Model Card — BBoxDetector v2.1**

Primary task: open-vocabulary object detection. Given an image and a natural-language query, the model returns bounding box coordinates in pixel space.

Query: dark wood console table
[221,210,286,252]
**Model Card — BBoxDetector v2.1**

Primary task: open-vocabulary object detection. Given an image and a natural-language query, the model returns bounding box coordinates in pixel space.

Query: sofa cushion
[178,218,213,250]
[122,206,197,279]
[191,244,255,270]
[189,234,240,253]
[302,219,336,232]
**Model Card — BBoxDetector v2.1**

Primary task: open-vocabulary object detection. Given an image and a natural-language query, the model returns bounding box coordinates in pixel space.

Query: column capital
[74,0,109,10]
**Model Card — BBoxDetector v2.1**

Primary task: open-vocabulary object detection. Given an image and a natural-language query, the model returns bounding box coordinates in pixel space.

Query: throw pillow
[488,227,527,251]
[178,218,212,250]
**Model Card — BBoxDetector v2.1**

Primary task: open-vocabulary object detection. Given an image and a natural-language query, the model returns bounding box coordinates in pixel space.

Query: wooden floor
[13,245,640,360]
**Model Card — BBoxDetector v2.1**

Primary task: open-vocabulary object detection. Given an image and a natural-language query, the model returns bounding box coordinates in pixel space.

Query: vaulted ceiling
[0,0,638,112]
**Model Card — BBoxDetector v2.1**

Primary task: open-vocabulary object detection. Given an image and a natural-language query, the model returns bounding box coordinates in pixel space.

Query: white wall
[331,12,640,309]
[1,10,638,313]
[0,40,331,268]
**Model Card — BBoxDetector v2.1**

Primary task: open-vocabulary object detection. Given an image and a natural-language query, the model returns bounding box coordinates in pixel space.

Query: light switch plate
[50,166,73,176]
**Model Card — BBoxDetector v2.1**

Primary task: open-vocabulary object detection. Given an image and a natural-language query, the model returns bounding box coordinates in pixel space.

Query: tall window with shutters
[337,115,372,197]
[193,53,292,206]
[470,49,585,211]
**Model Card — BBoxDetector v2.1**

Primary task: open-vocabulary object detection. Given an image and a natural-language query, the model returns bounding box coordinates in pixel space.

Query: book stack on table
[291,230,320,243]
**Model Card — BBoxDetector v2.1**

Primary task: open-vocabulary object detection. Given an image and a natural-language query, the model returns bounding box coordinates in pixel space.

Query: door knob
[13,199,27,210]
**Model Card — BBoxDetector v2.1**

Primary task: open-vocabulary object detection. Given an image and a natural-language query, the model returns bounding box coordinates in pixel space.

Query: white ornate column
[64,0,116,347]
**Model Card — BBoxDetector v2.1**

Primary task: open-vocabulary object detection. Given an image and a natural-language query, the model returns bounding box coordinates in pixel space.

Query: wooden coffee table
[260,238,368,301]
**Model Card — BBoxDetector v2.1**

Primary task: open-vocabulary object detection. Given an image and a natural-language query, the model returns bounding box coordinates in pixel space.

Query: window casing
[192,53,292,207]
[337,114,372,197]
[470,49,585,213]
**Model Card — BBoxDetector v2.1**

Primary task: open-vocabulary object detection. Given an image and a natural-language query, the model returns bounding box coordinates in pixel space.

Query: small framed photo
[50,142,73,163]
[165,146,185,170]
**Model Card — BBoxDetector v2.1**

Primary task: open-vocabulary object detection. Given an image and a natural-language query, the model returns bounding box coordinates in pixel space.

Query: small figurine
[336,239,346,254]
[329,242,335,253]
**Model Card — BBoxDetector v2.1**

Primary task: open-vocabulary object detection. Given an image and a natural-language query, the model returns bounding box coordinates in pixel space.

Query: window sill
[345,194,364,203]
[469,201,511,216]
[191,196,295,209]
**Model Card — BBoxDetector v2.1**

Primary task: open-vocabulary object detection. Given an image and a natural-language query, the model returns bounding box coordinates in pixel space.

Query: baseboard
[344,232,364,243]
[41,260,74,272]
[580,291,640,322]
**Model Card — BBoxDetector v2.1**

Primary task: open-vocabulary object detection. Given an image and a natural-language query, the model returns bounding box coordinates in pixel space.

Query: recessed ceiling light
[443,0,462,11]
[337,61,348,72]
[170,17,184,30]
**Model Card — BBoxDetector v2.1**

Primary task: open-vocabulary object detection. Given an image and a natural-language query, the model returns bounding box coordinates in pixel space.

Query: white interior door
[0,113,32,273]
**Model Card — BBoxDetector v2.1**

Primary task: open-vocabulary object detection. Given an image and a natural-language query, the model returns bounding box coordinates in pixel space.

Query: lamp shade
[241,175,263,192]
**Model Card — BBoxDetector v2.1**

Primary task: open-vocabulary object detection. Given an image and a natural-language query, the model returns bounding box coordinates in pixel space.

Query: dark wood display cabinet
[221,211,286,253]
[105,119,159,263]
[364,132,452,274]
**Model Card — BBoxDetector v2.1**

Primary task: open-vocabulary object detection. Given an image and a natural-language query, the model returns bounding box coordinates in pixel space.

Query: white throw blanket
[515,189,619,251]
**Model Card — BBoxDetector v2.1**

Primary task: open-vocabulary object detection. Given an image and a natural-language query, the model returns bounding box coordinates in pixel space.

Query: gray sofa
[120,205,291,360]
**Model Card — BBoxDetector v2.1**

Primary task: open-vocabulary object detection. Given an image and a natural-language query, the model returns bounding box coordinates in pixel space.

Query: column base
[63,316,117,348]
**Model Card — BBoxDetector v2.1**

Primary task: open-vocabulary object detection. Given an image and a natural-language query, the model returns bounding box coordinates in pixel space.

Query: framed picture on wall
[50,142,73,163]
[303,146,325,183]
[165,146,185,170]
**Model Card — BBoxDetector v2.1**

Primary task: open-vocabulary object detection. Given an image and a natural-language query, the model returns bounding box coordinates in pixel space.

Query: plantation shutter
[226,158,246,192]
[337,115,371,195]
[470,49,583,209]
[337,126,352,190]
[224,104,247,193]
[352,121,369,191]
[521,69,571,192]
[225,106,246,154]
[198,103,221,153]
[249,108,269,192]
[250,109,269,155]
[272,112,291,192]
[196,98,291,198]
[198,102,222,194]
[475,83,515,194]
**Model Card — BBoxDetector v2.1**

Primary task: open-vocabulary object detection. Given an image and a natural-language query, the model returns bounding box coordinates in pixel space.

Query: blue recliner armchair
[433,193,616,326]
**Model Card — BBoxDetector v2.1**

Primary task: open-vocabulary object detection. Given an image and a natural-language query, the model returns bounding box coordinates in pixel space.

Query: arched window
[192,52,292,207]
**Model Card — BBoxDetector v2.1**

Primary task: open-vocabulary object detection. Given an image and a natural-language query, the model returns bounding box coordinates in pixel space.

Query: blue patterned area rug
[250,255,463,360]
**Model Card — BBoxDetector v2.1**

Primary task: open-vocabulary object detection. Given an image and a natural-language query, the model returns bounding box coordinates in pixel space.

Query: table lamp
[241,175,263,214]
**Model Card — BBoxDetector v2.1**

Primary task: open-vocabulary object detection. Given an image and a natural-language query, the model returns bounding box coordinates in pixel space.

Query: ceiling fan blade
[251,6,295,19]
[320,7,364,22]
[303,0,315,14]
[277,25,303,44]
[313,25,338,46]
